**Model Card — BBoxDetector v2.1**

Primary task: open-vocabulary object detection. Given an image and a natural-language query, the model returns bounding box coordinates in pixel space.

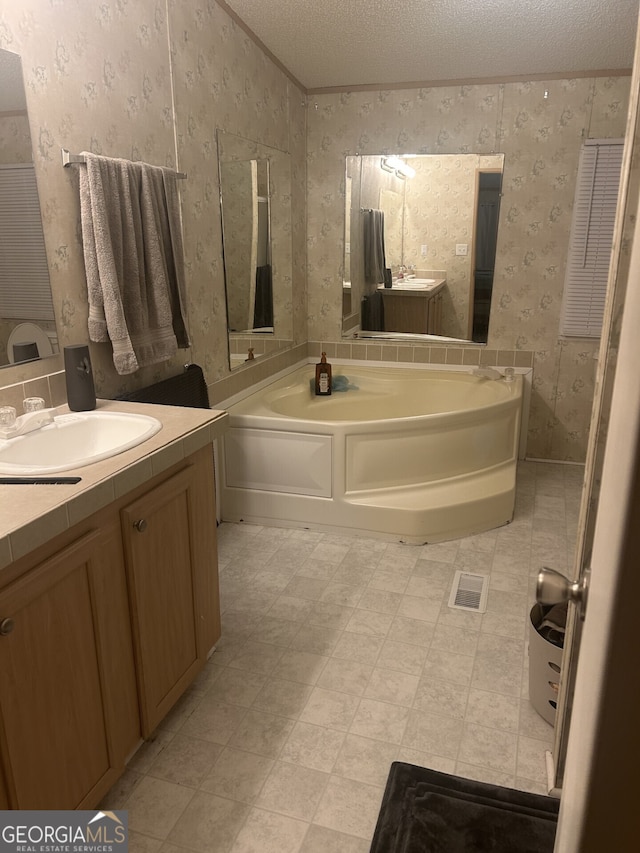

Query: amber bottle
[315,352,332,395]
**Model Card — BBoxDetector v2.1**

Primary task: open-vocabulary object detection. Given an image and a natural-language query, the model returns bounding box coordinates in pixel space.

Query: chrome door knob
[536,567,589,620]
[133,519,148,533]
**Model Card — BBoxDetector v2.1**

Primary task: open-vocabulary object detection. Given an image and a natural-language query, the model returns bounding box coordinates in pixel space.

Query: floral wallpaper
[0,0,633,462]
[0,113,31,163]
[0,0,307,399]
[168,0,305,384]
[306,77,631,460]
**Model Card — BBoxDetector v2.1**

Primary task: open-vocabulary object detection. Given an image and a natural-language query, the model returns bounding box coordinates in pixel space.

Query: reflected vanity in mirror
[0,48,58,367]
[217,130,293,370]
[343,152,503,344]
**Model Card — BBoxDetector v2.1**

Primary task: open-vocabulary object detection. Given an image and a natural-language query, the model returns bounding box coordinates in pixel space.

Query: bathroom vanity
[0,400,227,809]
[378,278,446,335]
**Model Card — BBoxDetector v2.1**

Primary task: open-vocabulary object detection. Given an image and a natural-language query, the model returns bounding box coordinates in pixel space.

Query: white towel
[79,152,190,375]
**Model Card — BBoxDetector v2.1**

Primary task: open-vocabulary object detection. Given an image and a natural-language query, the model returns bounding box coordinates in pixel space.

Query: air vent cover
[448,570,489,612]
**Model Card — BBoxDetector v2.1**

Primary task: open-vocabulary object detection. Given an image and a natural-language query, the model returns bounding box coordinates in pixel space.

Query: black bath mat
[370,763,559,853]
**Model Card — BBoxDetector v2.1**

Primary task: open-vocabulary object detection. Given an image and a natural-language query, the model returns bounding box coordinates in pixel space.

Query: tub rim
[217,357,532,459]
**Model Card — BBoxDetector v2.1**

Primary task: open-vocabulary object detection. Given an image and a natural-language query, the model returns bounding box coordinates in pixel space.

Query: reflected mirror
[343,153,504,344]
[217,130,293,369]
[0,48,58,367]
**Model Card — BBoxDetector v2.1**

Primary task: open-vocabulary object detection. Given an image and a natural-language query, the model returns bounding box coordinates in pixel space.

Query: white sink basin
[395,278,437,289]
[379,279,440,292]
[0,410,162,475]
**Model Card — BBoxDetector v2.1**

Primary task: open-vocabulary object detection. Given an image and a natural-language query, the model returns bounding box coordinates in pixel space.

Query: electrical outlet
[421,244,428,257]
[455,243,468,256]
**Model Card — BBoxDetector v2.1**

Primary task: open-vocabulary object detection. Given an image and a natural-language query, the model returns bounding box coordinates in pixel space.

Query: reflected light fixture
[381,156,416,179]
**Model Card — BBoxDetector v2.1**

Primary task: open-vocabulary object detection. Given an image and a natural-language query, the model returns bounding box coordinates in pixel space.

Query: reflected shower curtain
[362,208,386,331]
[253,264,273,328]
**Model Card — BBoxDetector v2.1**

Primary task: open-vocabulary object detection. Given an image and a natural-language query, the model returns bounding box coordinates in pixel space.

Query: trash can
[528,602,567,726]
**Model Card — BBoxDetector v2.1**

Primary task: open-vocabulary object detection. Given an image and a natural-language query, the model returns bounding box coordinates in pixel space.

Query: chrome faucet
[473,367,502,380]
[0,404,56,439]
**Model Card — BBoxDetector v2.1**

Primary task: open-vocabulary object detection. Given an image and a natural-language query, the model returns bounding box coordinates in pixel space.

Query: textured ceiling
[223,0,638,91]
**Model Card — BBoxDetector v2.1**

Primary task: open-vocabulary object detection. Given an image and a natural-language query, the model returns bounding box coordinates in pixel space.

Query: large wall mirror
[217,130,293,369]
[343,152,504,344]
[0,48,58,368]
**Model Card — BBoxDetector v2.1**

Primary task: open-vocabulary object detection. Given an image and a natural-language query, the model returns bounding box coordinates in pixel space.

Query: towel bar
[61,148,187,180]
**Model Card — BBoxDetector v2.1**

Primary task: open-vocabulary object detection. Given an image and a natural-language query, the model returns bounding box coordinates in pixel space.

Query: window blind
[0,163,55,321]
[560,139,624,338]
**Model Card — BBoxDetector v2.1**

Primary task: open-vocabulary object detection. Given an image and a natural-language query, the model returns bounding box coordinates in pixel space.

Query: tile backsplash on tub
[309,341,534,369]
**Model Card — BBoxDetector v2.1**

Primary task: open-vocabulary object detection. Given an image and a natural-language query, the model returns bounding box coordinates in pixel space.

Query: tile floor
[103,460,583,853]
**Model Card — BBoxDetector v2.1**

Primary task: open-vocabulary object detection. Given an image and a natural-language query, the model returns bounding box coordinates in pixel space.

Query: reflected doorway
[471,170,502,343]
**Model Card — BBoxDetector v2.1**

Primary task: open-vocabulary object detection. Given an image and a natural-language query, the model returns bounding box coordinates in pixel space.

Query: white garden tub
[220,362,523,543]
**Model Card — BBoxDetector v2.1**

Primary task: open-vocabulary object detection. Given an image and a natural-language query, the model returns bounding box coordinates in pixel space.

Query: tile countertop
[0,399,228,571]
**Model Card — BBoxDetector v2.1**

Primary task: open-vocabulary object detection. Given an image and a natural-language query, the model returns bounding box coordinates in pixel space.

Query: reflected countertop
[378,277,446,296]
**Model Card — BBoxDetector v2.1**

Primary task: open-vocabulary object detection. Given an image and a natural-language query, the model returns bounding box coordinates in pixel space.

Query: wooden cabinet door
[381,293,430,334]
[121,457,218,736]
[0,762,10,809]
[0,531,116,808]
[428,291,443,335]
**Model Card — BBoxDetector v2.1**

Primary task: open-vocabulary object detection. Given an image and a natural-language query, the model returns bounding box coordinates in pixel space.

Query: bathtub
[219,362,524,543]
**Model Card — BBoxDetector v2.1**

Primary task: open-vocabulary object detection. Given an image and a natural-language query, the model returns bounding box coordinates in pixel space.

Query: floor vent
[448,570,489,613]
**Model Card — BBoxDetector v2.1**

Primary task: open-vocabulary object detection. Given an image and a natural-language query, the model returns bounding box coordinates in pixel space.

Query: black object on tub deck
[115,364,210,409]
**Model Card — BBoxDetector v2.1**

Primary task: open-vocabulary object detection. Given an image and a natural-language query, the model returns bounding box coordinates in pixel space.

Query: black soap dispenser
[64,344,97,411]
[315,352,332,396]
